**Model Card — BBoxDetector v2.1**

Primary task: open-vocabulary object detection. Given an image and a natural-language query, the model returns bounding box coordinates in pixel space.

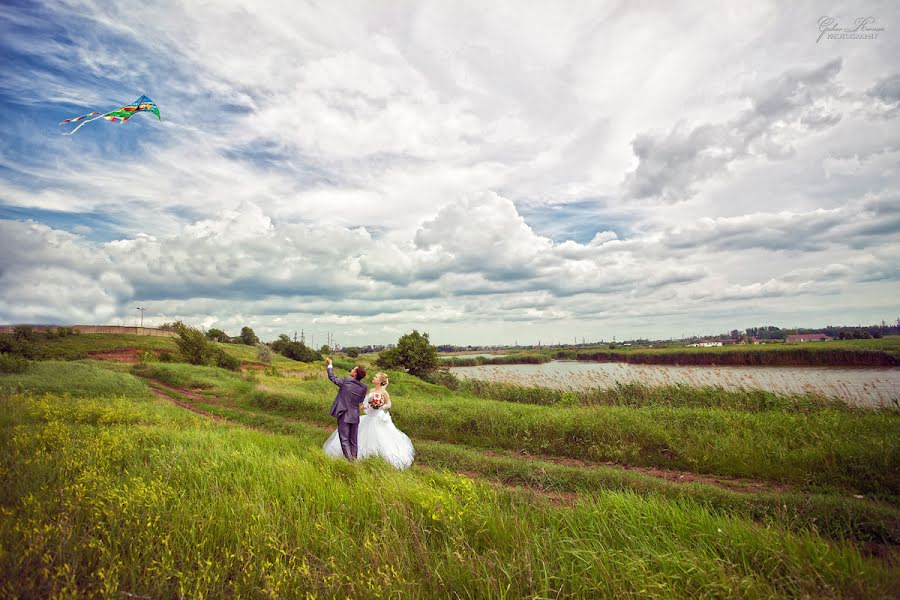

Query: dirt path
[146,386,224,421]
[141,376,797,496]
[88,348,173,363]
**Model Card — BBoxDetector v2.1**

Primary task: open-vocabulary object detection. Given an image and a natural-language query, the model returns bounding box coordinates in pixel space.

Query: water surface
[451,361,900,409]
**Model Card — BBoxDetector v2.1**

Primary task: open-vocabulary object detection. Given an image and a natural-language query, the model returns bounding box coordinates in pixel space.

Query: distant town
[1,320,897,355]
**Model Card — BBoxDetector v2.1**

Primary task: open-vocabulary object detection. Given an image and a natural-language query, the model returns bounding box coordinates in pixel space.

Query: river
[450,361,900,409]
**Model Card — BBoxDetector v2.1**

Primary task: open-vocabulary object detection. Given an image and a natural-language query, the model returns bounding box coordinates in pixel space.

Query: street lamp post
[136,307,146,328]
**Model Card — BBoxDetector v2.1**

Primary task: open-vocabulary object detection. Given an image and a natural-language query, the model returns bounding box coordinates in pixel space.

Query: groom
[326,357,368,462]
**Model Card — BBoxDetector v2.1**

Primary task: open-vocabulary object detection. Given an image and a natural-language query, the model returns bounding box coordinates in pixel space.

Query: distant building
[785,334,832,343]
[687,340,723,347]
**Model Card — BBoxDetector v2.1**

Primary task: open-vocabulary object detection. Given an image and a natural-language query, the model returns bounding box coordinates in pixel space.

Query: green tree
[240,326,259,346]
[320,344,330,354]
[376,330,438,378]
[271,334,291,353]
[344,347,360,358]
[173,321,214,365]
[173,321,241,371]
[206,328,228,342]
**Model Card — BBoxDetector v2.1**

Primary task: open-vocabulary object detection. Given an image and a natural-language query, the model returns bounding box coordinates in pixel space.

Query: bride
[323,372,415,469]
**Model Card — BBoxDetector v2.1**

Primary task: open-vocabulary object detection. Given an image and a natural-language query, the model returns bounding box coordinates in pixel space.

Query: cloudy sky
[1,1,899,345]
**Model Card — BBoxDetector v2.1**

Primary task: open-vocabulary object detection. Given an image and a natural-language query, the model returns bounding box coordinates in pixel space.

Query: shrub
[12,325,34,341]
[0,334,39,359]
[172,321,214,366]
[344,347,360,358]
[263,366,281,377]
[0,352,28,374]
[278,341,322,363]
[158,351,176,363]
[137,350,156,363]
[213,348,242,371]
[56,326,75,337]
[422,367,460,390]
[257,343,273,364]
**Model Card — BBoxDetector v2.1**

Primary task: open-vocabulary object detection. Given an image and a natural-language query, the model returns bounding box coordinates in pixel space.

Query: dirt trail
[88,348,173,363]
[482,449,794,494]
[146,386,224,421]
[141,376,798,496]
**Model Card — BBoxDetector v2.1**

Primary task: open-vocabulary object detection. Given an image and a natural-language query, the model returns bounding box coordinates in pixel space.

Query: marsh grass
[444,337,900,367]
[2,390,896,598]
[457,379,853,412]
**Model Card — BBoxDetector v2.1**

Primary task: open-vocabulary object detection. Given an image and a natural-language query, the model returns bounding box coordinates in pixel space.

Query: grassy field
[2,347,899,597]
[133,364,900,496]
[442,337,900,367]
[20,332,313,369]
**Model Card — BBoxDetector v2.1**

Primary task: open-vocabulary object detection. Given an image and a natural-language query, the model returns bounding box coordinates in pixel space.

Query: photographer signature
[817,16,884,43]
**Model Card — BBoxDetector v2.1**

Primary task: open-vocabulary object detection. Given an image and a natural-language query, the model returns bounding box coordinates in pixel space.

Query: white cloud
[1,0,899,341]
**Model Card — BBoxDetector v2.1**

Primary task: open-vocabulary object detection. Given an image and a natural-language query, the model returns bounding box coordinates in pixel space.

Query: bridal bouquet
[369,392,385,409]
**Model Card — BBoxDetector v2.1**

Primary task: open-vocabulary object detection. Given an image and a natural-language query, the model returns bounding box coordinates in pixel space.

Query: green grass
[236,369,900,496]
[27,333,180,359]
[2,389,897,598]
[173,391,900,547]
[0,360,150,398]
[129,363,900,496]
[207,340,314,369]
[25,333,315,369]
[132,362,256,396]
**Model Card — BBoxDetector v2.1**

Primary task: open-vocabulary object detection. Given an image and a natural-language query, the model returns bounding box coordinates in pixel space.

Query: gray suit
[327,365,368,461]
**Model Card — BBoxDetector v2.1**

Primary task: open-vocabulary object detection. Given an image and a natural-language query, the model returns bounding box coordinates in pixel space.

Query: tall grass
[555,347,900,367]
[441,354,551,367]
[2,391,895,598]
[451,337,900,367]
[0,360,149,398]
[131,363,900,495]
[243,372,900,496]
[178,393,900,547]
[457,379,853,412]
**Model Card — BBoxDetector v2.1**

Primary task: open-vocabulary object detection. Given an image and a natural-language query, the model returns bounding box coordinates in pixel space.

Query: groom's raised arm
[325,357,344,387]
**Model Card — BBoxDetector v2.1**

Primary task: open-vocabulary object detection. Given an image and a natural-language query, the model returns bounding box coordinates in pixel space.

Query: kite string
[63,113,108,136]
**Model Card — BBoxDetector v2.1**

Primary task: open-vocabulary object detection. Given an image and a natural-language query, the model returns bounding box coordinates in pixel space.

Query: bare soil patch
[88,348,173,363]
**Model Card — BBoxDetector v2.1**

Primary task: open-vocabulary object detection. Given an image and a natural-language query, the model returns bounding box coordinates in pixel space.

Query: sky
[1,1,899,346]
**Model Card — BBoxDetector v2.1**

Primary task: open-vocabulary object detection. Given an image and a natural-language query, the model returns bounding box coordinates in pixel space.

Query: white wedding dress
[323,390,415,469]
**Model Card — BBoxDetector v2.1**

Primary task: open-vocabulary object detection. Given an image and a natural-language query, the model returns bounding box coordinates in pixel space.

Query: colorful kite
[59,95,161,135]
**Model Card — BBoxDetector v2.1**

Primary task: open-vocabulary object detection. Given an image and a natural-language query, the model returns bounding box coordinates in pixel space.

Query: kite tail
[63,114,106,136]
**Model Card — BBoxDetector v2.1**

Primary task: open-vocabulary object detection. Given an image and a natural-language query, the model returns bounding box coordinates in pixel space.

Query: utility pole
[301,329,305,345]
[135,307,146,328]
[293,331,297,342]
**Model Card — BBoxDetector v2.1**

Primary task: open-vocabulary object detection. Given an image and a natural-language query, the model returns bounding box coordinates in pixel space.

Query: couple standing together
[322,357,415,469]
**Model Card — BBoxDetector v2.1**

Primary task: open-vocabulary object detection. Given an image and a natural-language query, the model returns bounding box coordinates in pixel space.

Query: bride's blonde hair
[374,372,389,387]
